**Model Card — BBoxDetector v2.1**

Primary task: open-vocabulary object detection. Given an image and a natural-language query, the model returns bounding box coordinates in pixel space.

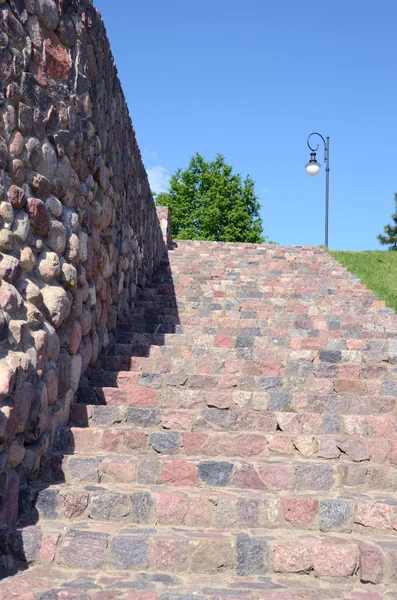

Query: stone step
[1,521,395,584]
[95,359,390,391]
[89,374,390,404]
[99,356,390,386]
[116,317,397,339]
[69,402,397,433]
[129,287,393,304]
[39,452,397,494]
[30,481,397,536]
[131,299,387,317]
[94,360,391,397]
[133,296,380,307]
[132,279,382,295]
[141,279,385,293]
[135,271,376,284]
[141,268,368,279]
[57,425,397,466]
[140,253,351,268]
[163,276,367,285]
[124,309,394,330]
[133,285,385,300]
[140,273,377,284]
[2,561,397,599]
[110,339,395,364]
[124,297,393,317]
[125,311,392,335]
[133,287,386,305]
[114,331,397,352]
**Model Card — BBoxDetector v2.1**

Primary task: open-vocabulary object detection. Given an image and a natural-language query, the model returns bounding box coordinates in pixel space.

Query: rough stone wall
[0,0,166,524]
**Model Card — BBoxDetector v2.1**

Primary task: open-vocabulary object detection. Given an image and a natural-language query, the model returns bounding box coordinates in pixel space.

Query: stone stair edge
[1,519,397,584]
[6,519,397,542]
[43,451,397,470]
[26,480,397,535]
[27,478,397,500]
[55,423,397,467]
[3,565,397,600]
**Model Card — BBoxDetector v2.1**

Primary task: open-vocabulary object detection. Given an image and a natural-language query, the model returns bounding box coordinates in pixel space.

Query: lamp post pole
[305,133,330,248]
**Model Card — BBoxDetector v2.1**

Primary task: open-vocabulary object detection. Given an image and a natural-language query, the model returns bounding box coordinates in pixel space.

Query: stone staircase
[1,241,397,599]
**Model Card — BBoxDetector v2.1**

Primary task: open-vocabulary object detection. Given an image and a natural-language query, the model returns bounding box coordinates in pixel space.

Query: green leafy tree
[156,153,265,243]
[378,193,397,250]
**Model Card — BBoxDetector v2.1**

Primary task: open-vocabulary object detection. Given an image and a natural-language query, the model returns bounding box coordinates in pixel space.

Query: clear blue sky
[95,0,397,250]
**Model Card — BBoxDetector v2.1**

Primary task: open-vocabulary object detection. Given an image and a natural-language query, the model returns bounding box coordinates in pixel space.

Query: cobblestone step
[114,319,397,342]
[130,285,384,301]
[130,303,390,323]
[2,565,396,599]
[68,402,397,434]
[98,356,391,388]
[56,425,397,466]
[90,379,393,406]
[109,340,397,366]
[96,360,394,392]
[39,452,397,494]
[29,482,397,537]
[0,522,395,584]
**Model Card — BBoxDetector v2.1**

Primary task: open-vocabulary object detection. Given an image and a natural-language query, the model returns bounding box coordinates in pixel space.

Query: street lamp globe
[305,161,321,176]
[305,152,321,176]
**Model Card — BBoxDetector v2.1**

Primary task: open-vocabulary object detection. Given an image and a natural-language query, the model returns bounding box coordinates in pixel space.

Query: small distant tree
[156,153,266,243]
[378,193,397,250]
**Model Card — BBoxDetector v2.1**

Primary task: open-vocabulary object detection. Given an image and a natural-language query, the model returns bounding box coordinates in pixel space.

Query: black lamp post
[305,133,330,248]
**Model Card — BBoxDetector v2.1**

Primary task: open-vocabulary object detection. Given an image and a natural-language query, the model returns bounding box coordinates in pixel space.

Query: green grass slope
[329,250,397,313]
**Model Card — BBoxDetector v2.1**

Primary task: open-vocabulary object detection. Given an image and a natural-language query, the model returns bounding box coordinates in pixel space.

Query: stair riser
[130,295,392,308]
[65,427,397,465]
[123,321,396,335]
[33,487,397,536]
[115,320,397,340]
[94,366,391,397]
[42,454,397,495]
[109,341,397,367]
[92,366,392,399]
[120,308,395,328]
[2,526,393,584]
[69,404,397,436]
[93,384,391,408]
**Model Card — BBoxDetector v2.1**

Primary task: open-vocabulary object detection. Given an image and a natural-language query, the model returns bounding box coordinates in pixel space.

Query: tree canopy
[378,193,397,250]
[156,153,265,243]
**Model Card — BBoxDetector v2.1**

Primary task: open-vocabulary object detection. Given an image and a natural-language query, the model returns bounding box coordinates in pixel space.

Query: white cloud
[143,149,158,161]
[147,166,170,195]
[263,188,270,194]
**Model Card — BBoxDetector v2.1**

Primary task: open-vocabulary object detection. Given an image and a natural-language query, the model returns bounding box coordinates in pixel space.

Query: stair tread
[68,403,397,438]
[56,425,397,466]
[38,451,397,498]
[3,519,397,584]
[71,401,397,418]
[3,564,397,600]
[31,479,397,499]
[30,480,397,533]
[49,450,397,467]
[14,519,397,541]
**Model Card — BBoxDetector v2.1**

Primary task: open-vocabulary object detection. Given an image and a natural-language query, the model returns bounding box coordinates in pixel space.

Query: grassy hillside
[329,250,397,312]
